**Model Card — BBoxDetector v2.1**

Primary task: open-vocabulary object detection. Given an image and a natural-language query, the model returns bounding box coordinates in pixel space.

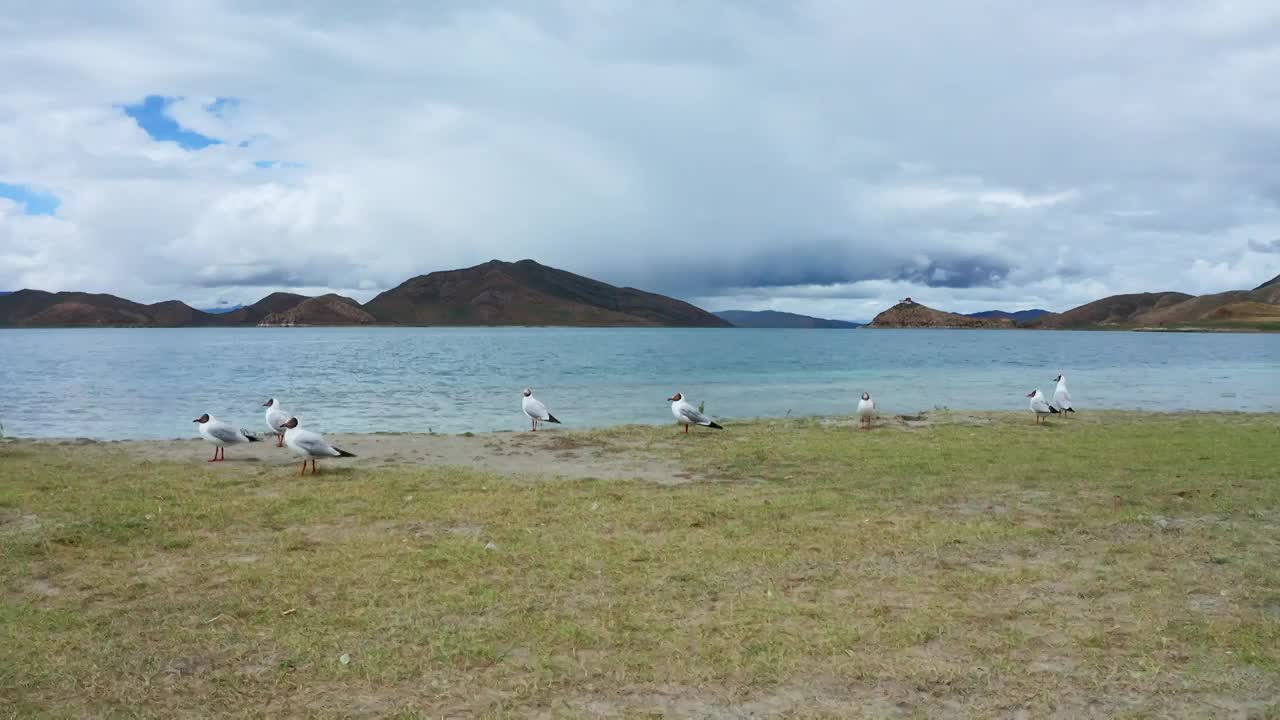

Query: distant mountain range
[199,304,244,314]
[714,310,862,328]
[5,267,1277,331]
[867,274,1280,331]
[0,260,730,328]
[965,309,1049,324]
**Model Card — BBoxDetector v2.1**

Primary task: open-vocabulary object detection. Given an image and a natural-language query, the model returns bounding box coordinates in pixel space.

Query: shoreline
[5,408,1278,444]
[7,411,1277,483]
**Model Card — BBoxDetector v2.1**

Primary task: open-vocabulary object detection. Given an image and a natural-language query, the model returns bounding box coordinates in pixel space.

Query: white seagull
[1052,374,1075,414]
[263,398,290,447]
[521,388,561,431]
[281,417,355,476]
[668,392,724,434]
[1026,389,1059,425]
[857,391,876,430]
[193,413,260,462]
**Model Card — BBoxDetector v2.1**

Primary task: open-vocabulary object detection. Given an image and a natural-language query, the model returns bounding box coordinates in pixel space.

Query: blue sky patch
[121,95,222,150]
[0,182,60,215]
[254,160,305,169]
[205,97,239,118]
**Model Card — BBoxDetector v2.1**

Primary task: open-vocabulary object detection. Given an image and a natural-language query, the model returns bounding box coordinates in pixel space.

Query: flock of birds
[192,375,1075,474]
[193,400,354,475]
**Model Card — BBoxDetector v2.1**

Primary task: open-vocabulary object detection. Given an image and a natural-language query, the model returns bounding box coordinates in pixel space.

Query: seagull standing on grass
[1026,389,1059,425]
[281,417,355,476]
[1053,374,1075,414]
[194,414,260,462]
[521,388,561,431]
[263,398,290,447]
[668,392,723,434]
[857,392,876,430]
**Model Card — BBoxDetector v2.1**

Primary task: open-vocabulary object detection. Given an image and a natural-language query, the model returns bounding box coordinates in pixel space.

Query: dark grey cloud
[1248,238,1280,254]
[187,264,362,289]
[892,259,1010,289]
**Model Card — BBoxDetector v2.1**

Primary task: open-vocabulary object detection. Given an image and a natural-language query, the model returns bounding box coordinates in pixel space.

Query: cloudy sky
[2,1,1279,322]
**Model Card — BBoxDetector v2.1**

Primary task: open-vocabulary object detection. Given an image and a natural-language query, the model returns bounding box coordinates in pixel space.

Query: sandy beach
[17,410,959,482]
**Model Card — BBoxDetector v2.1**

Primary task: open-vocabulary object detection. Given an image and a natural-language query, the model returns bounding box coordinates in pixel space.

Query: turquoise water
[1,327,1276,439]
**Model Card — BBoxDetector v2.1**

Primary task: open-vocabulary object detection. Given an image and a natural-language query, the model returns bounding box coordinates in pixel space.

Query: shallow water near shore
[1,326,1277,439]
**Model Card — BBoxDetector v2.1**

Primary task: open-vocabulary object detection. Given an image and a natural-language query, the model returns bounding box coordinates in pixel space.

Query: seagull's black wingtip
[335,448,356,458]
[546,414,562,424]
[244,431,262,442]
[1049,407,1060,414]
[707,421,724,430]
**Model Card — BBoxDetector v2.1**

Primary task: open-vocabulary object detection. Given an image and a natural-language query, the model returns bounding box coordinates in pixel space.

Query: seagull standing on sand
[263,398,290,447]
[521,388,561,431]
[1026,389,1059,425]
[281,417,355,475]
[668,392,724,434]
[857,392,876,430]
[193,414,260,462]
[1053,374,1075,414]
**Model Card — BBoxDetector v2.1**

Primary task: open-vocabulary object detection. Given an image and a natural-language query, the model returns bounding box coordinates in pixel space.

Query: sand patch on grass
[15,429,692,483]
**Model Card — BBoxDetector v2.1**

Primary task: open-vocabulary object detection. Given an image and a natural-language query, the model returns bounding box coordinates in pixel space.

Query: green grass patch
[2,412,1279,716]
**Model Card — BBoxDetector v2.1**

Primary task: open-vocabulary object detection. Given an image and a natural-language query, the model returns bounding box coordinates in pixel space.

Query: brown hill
[1129,290,1255,326]
[1251,277,1280,305]
[1030,292,1194,329]
[147,300,221,327]
[867,301,1016,329]
[260,294,376,326]
[364,259,730,327]
[1205,301,1280,322]
[216,292,309,326]
[0,290,216,327]
[1033,278,1280,329]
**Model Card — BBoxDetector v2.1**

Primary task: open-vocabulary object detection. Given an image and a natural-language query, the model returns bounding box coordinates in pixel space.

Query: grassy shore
[3,412,1279,717]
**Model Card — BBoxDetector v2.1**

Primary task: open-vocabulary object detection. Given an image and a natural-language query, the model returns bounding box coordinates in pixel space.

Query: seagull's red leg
[299,460,306,476]
[276,433,283,448]
[312,460,319,475]
[684,423,689,434]
[209,447,218,462]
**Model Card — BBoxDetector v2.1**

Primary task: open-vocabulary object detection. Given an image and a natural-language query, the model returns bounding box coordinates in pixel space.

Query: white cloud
[1,0,1279,317]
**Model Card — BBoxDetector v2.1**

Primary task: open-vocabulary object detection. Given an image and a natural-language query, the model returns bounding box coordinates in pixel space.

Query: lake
[1,327,1277,439]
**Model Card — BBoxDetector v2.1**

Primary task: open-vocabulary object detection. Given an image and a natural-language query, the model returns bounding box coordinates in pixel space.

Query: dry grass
[2,412,1279,718]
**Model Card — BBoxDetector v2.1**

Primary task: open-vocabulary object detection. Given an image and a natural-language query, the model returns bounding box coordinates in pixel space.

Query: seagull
[857,391,876,430]
[521,388,561,431]
[263,398,290,447]
[1052,374,1075,414]
[668,392,724,434]
[1026,389,1059,425]
[282,417,355,475]
[193,413,260,462]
